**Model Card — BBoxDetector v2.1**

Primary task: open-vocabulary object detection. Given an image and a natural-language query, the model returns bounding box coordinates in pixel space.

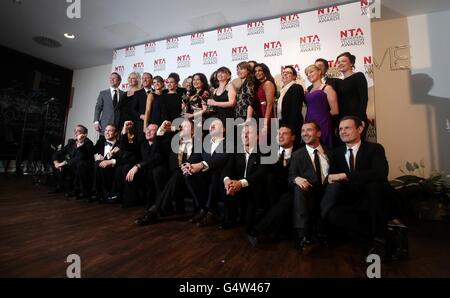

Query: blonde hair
[304,64,322,77]
[128,72,142,89]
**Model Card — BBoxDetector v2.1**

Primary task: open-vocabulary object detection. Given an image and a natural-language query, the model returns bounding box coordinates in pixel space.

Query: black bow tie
[106,141,114,146]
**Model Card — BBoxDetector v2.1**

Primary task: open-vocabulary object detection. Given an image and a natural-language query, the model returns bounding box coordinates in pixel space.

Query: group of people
[49,52,407,261]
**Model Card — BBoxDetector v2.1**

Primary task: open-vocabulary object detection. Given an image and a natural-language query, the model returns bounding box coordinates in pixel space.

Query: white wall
[66,64,112,143]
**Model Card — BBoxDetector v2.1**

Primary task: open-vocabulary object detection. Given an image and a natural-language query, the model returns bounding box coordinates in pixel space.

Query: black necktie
[348,148,355,172]
[113,89,118,108]
[314,149,322,184]
[279,149,285,164]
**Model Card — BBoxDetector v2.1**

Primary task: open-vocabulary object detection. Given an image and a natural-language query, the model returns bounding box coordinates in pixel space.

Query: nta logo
[264,41,282,57]
[177,55,191,68]
[247,21,264,35]
[203,51,218,65]
[154,58,166,71]
[232,46,249,61]
[217,27,233,40]
[191,33,205,45]
[280,14,300,29]
[299,35,321,52]
[340,28,365,47]
[318,6,340,23]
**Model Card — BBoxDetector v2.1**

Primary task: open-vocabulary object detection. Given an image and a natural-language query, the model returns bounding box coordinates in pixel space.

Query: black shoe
[197,212,219,227]
[135,211,158,226]
[190,209,207,223]
[48,187,63,194]
[88,194,99,202]
[105,195,119,204]
[247,230,259,247]
[298,236,314,252]
[76,192,89,200]
[218,221,237,230]
[65,190,77,198]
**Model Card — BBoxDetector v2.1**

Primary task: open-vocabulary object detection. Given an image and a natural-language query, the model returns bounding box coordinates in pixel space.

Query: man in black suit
[132,72,153,141]
[123,123,169,210]
[221,123,266,230]
[51,125,93,199]
[135,119,201,225]
[277,66,305,141]
[321,116,392,258]
[183,119,229,227]
[246,125,296,246]
[91,124,119,202]
[289,121,332,250]
[94,72,125,133]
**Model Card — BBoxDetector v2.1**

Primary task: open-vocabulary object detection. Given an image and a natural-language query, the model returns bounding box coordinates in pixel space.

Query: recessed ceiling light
[64,33,75,39]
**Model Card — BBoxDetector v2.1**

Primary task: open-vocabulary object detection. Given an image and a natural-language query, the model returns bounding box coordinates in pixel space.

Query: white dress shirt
[345,141,361,171]
[278,146,293,161]
[305,144,329,181]
[202,137,224,171]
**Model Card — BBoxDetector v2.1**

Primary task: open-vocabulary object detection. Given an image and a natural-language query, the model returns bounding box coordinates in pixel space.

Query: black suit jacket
[138,137,167,170]
[280,84,305,137]
[288,146,332,190]
[329,142,389,190]
[93,137,120,160]
[53,138,94,166]
[167,140,202,172]
[132,88,149,134]
[201,138,229,174]
[222,150,265,188]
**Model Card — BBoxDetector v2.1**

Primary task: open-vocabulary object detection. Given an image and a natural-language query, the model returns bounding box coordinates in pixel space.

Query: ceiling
[1,0,449,70]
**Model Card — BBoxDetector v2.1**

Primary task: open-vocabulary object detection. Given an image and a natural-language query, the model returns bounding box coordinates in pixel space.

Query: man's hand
[94,154,104,161]
[328,173,348,184]
[227,180,243,196]
[94,123,101,132]
[139,114,145,121]
[99,160,114,168]
[126,165,139,182]
[295,177,312,190]
[188,162,204,175]
[122,121,134,134]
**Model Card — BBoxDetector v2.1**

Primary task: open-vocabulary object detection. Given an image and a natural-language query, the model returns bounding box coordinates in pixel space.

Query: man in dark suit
[221,123,266,230]
[123,123,169,210]
[277,66,305,141]
[183,119,229,227]
[135,119,201,225]
[321,116,392,258]
[132,72,153,141]
[288,121,332,250]
[246,125,297,246]
[91,124,119,202]
[94,72,125,133]
[51,125,93,199]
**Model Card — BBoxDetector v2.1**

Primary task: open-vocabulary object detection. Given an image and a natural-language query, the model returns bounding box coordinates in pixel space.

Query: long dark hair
[253,63,277,96]
[192,72,210,95]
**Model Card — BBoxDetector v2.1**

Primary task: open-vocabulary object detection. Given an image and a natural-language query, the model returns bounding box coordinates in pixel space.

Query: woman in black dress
[119,72,141,129]
[161,73,183,123]
[144,76,164,127]
[207,66,236,130]
[336,52,369,139]
[183,73,210,120]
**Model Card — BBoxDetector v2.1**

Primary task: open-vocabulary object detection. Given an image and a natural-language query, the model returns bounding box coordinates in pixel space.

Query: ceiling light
[64,33,75,39]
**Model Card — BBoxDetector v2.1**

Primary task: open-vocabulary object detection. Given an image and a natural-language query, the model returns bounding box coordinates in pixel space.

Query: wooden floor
[1,175,450,278]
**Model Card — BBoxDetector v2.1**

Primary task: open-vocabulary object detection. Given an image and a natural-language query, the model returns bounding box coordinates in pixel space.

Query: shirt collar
[279,146,293,158]
[305,143,323,155]
[347,141,361,152]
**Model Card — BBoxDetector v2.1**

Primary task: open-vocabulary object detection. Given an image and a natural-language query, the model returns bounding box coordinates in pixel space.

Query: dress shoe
[88,194,99,202]
[247,230,259,247]
[65,191,77,198]
[298,236,314,252]
[190,209,207,224]
[76,192,89,200]
[47,187,63,194]
[197,212,219,227]
[135,211,158,226]
[218,221,237,230]
[105,195,119,204]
